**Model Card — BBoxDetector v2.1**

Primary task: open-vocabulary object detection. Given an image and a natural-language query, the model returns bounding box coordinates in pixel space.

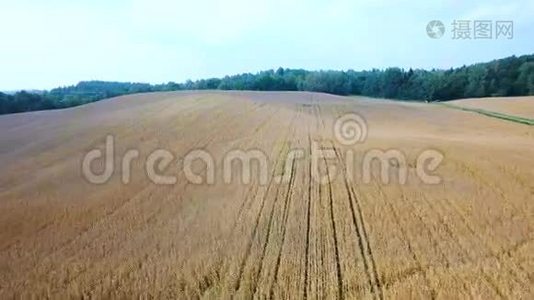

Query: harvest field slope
[450,96,534,120]
[0,92,533,298]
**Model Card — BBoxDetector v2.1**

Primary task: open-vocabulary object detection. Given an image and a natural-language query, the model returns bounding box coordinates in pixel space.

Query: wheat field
[451,96,534,119]
[0,91,533,298]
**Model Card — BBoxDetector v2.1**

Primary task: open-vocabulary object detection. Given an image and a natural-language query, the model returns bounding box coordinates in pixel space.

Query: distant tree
[2,54,533,115]
[464,64,488,98]
[381,68,404,98]
[517,62,534,95]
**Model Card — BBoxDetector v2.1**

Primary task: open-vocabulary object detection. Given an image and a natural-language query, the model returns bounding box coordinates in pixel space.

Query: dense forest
[1,54,533,115]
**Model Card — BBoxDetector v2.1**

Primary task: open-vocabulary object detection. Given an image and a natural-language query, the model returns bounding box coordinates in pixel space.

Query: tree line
[1,54,533,115]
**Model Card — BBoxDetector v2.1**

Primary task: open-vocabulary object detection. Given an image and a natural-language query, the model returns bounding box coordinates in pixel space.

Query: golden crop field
[0,91,533,298]
[450,96,534,119]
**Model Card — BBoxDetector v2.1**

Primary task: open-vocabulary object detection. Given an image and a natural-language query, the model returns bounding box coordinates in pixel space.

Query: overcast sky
[0,0,533,90]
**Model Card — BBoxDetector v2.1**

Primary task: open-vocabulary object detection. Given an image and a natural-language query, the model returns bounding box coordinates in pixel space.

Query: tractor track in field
[323,155,344,299]
[233,146,284,293]
[234,111,299,293]
[253,109,302,297]
[346,171,384,300]
[328,106,382,298]
[303,130,313,299]
[229,183,260,238]
[249,166,286,296]
[268,155,297,298]
[228,106,282,238]
[332,146,383,300]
